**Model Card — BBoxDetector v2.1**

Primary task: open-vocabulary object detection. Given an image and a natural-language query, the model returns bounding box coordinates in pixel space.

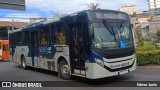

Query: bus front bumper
[85,55,136,79]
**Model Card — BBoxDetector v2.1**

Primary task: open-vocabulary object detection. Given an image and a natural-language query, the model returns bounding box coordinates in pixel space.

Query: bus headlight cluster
[95,58,104,67]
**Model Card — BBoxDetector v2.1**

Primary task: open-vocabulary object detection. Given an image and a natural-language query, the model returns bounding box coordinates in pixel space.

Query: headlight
[95,58,104,67]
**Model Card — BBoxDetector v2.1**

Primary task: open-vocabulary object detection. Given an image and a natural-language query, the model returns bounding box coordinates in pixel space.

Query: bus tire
[58,60,71,80]
[21,56,28,70]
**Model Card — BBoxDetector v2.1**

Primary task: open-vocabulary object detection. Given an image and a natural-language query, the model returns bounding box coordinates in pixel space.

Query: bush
[136,50,160,66]
[136,42,158,51]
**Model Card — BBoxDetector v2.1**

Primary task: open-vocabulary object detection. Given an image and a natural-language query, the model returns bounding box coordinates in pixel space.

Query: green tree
[135,26,144,46]
[87,2,100,10]
[156,29,160,41]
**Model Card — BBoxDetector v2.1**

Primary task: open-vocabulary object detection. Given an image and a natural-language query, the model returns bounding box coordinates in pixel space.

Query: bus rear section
[0,40,10,60]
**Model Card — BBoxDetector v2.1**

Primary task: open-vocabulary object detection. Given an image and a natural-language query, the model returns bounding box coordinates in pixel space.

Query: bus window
[51,23,66,44]
[6,45,9,50]
[58,23,66,44]
[3,45,8,51]
[33,32,38,48]
[58,32,66,44]
[3,45,5,51]
[23,31,30,44]
[51,24,57,44]
[40,26,50,45]
[16,32,23,45]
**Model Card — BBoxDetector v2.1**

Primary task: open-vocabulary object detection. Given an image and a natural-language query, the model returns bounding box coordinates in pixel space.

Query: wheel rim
[61,64,70,77]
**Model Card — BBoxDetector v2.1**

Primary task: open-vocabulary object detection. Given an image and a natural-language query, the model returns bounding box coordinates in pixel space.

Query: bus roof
[9,9,128,34]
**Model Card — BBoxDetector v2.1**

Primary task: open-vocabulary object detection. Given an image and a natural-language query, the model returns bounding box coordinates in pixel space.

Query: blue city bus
[9,9,136,80]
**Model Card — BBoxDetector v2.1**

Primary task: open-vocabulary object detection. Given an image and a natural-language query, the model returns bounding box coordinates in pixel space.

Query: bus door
[31,31,39,67]
[2,44,9,60]
[69,22,86,75]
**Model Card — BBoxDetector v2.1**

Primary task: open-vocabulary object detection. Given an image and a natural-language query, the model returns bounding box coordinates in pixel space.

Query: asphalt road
[0,61,160,90]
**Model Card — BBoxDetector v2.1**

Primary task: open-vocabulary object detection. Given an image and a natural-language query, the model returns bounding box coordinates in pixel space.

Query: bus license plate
[119,69,128,75]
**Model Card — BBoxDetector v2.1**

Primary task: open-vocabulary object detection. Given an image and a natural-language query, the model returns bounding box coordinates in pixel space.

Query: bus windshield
[92,20,134,49]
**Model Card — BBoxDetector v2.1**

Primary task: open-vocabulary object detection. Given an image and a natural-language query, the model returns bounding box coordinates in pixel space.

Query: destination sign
[91,11,129,20]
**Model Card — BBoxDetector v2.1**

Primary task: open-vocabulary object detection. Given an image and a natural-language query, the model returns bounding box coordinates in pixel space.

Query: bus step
[71,73,86,78]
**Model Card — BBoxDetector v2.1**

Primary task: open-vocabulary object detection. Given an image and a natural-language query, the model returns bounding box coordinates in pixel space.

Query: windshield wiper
[102,20,117,42]
[119,20,126,39]
[102,20,115,35]
[120,20,125,33]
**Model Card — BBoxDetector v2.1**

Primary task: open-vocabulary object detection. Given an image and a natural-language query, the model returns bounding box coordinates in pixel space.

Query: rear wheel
[21,56,28,70]
[58,60,71,80]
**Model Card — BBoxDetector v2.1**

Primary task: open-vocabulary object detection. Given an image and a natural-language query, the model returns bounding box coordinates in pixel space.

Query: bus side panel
[12,46,31,66]
[14,46,21,64]
[39,45,70,72]
[54,45,70,72]
[19,46,32,66]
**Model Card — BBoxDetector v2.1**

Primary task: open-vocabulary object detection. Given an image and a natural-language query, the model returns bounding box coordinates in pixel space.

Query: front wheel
[58,60,71,80]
